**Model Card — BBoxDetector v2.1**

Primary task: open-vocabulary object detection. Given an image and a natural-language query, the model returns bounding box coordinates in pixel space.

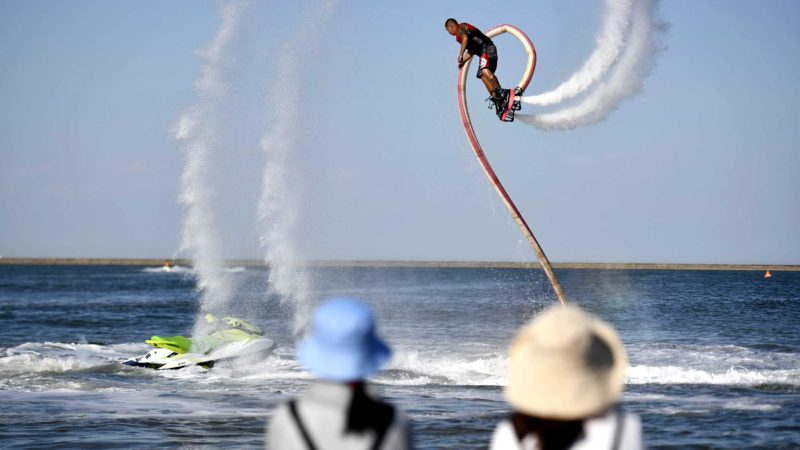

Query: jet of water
[257,0,337,335]
[523,0,634,107]
[174,2,242,336]
[519,0,667,130]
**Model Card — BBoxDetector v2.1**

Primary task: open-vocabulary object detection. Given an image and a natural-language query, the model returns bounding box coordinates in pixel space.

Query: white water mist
[257,0,337,334]
[523,0,633,106]
[175,2,241,336]
[520,0,667,130]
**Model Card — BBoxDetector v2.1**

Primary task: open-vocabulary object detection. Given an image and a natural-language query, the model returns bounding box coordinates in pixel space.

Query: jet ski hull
[124,337,275,370]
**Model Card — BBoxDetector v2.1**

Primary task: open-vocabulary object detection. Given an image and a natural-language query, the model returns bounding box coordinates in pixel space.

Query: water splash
[174,2,242,335]
[519,0,667,130]
[257,0,337,334]
[523,0,634,106]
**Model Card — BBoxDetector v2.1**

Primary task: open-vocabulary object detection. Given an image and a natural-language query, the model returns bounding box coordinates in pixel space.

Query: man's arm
[458,52,473,68]
[456,24,470,66]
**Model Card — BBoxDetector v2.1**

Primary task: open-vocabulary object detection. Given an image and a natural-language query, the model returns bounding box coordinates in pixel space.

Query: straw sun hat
[505,305,628,420]
[297,297,391,382]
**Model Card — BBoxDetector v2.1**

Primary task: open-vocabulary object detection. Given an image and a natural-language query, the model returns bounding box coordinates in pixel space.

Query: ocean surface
[0,264,798,449]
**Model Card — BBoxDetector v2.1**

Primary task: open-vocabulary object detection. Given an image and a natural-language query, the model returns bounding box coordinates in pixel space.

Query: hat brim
[297,335,391,382]
[505,316,627,419]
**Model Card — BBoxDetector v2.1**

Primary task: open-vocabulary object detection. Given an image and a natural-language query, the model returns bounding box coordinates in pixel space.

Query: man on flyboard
[446,18,511,120]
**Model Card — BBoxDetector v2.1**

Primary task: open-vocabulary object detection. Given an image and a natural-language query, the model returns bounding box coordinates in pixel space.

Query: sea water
[0,265,798,449]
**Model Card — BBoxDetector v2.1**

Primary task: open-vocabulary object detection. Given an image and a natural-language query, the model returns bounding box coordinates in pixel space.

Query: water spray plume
[174,2,241,335]
[523,0,633,106]
[520,0,667,130]
[257,0,337,334]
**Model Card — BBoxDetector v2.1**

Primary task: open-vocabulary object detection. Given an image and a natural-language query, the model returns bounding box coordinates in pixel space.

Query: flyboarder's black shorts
[476,44,498,79]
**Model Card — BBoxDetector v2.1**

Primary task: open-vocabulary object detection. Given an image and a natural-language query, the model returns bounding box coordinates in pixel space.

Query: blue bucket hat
[297,297,391,382]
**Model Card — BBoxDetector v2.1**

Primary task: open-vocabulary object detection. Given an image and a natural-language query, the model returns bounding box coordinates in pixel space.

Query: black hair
[445,18,458,28]
[511,413,585,450]
[345,383,395,436]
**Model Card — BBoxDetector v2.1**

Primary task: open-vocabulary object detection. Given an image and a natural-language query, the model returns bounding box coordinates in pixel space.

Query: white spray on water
[257,0,337,334]
[174,2,242,335]
[519,0,666,130]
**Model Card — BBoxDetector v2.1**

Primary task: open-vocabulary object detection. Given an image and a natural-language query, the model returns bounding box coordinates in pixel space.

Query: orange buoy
[764,270,773,279]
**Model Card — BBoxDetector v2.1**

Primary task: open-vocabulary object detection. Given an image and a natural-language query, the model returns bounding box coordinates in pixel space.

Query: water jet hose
[457,24,567,305]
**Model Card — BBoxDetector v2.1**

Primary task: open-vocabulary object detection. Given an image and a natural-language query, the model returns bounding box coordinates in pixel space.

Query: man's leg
[481,69,507,117]
[481,69,502,97]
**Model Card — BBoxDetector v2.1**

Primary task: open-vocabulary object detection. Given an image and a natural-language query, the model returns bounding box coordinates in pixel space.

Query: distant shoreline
[0,258,797,271]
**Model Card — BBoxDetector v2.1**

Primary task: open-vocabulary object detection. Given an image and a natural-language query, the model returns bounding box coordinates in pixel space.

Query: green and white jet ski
[123,314,274,370]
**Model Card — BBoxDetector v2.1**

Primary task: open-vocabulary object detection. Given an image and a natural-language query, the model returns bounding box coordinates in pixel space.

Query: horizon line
[0,257,797,271]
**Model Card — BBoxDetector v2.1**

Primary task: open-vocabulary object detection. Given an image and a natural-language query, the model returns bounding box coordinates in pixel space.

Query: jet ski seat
[145,335,192,354]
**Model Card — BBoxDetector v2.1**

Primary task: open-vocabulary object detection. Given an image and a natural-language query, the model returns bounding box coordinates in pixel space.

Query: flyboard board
[500,87,523,122]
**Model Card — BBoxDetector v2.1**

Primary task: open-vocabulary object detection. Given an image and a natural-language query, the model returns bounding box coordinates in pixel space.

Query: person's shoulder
[619,413,644,449]
[489,419,517,450]
[579,411,643,450]
[388,404,410,424]
[381,407,413,450]
[489,419,539,450]
[265,400,297,447]
[267,400,293,428]
[621,412,641,428]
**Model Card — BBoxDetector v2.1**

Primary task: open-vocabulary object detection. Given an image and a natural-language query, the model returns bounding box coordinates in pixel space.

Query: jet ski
[123,314,274,370]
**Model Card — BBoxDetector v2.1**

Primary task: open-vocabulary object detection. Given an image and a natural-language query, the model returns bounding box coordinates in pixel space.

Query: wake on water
[141,266,245,274]
[3,341,798,389]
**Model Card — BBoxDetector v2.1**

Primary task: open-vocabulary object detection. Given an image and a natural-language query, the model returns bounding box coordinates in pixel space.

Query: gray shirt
[266,382,412,450]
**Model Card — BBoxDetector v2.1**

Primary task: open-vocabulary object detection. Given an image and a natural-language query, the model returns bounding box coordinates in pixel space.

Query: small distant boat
[764,270,773,279]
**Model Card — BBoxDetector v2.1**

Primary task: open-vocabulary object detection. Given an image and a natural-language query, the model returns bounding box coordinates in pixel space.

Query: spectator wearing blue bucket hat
[266,298,412,449]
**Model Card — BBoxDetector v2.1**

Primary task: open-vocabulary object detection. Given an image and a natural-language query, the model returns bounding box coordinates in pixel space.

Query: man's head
[445,18,459,36]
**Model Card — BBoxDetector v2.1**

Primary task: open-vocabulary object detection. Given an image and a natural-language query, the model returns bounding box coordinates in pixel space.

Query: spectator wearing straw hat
[266,297,412,450]
[490,305,643,450]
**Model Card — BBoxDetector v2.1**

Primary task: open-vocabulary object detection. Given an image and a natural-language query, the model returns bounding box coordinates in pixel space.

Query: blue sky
[1,0,798,264]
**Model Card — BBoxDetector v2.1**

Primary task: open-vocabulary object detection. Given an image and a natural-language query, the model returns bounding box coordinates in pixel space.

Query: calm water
[0,264,798,449]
